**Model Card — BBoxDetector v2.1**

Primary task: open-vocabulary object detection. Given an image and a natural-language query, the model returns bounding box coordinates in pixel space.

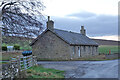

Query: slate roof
[30,29,98,46]
[53,29,98,46]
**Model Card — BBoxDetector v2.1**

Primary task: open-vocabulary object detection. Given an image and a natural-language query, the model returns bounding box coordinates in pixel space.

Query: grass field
[98,45,118,54]
[2,42,32,50]
[2,36,32,50]
[1,52,22,61]
[26,66,64,78]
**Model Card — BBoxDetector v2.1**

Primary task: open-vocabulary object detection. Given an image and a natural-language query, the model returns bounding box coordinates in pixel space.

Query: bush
[2,45,7,51]
[14,44,20,50]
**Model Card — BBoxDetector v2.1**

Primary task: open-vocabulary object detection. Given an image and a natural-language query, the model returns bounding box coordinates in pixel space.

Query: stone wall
[70,45,98,59]
[105,54,118,59]
[2,55,37,79]
[32,31,72,60]
[32,30,99,60]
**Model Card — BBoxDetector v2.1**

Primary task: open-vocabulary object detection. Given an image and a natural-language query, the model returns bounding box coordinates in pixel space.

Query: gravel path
[38,59,119,78]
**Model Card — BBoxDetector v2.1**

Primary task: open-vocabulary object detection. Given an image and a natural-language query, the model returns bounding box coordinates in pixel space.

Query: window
[73,46,75,54]
[83,46,86,52]
[96,47,97,52]
[89,46,91,54]
[92,46,94,55]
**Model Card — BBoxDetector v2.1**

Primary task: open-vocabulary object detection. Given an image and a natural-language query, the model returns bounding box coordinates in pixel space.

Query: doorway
[78,47,81,57]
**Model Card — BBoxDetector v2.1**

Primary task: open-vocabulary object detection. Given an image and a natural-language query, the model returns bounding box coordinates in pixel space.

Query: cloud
[90,35,118,41]
[51,11,118,37]
[67,11,96,18]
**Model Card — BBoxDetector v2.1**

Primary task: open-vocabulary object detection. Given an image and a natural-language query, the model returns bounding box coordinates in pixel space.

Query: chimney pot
[46,16,54,30]
[48,16,50,21]
[80,26,86,36]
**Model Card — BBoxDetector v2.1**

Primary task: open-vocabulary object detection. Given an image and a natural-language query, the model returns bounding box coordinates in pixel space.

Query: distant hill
[2,36,119,46]
[91,39,119,46]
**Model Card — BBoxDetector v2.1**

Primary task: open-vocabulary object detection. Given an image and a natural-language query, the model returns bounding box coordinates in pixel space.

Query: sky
[42,0,119,41]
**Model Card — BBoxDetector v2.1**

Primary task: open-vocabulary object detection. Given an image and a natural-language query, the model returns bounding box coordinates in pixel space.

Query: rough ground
[0,64,2,79]
[38,59,119,78]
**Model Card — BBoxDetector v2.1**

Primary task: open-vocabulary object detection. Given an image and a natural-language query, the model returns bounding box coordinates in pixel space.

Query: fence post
[10,59,13,79]
[32,55,34,66]
[17,56,21,78]
[23,56,27,78]
[32,56,37,66]
[109,50,111,54]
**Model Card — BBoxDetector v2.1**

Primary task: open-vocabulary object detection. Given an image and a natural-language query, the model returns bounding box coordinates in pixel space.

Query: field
[2,36,32,50]
[1,51,22,61]
[2,42,32,50]
[98,45,118,54]
[26,66,64,78]
[2,36,119,54]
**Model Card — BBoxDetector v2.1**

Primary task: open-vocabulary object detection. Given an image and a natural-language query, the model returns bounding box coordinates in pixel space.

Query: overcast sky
[42,0,119,41]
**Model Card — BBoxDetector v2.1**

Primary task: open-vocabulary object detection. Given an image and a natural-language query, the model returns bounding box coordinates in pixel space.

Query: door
[78,47,81,57]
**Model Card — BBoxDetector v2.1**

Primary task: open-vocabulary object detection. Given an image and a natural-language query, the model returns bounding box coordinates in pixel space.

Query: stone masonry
[31,16,99,60]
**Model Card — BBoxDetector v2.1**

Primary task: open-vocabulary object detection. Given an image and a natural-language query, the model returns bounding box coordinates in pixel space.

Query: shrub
[2,45,7,51]
[14,44,20,50]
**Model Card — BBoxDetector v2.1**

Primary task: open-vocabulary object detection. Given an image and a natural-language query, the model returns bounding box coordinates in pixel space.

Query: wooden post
[32,55,34,66]
[109,50,111,55]
[23,56,27,78]
[17,56,21,78]
[10,59,13,79]
[32,56,37,66]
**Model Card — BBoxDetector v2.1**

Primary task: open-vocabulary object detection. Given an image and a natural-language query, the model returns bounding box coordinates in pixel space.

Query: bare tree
[0,0,46,38]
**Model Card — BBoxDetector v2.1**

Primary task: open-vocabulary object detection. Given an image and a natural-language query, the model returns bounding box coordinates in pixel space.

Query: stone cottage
[30,16,99,60]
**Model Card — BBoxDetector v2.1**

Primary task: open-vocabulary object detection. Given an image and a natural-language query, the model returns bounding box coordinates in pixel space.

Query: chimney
[46,16,54,30]
[80,26,86,35]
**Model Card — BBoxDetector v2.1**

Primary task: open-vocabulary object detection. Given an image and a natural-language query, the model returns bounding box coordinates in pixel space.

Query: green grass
[26,66,65,78]
[98,45,118,54]
[2,42,32,50]
[2,36,32,50]
[0,62,8,64]
[1,52,21,61]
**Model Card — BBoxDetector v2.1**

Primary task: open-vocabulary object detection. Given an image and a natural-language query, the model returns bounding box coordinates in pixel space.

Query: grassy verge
[0,62,8,64]
[26,66,64,78]
[1,52,22,61]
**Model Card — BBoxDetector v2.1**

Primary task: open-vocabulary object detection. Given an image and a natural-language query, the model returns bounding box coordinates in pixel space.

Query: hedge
[2,45,7,51]
[14,44,20,50]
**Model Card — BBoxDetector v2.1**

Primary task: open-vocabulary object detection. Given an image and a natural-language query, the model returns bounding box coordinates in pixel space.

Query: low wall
[105,54,118,59]
[2,55,37,79]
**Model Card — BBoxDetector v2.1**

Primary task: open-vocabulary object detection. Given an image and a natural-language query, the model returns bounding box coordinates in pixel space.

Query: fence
[110,50,119,54]
[2,55,37,79]
[105,54,118,59]
[99,50,119,55]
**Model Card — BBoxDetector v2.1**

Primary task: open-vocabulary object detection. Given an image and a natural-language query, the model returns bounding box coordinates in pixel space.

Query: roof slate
[30,29,99,46]
[53,29,98,46]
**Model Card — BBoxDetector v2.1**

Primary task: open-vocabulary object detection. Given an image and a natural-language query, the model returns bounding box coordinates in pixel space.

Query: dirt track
[38,59,119,78]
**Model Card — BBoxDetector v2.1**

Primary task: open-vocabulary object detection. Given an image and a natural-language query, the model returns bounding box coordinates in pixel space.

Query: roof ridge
[30,28,99,46]
[54,28,82,35]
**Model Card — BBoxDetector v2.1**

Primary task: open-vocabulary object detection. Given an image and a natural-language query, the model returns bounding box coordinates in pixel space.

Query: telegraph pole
[0,6,3,57]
